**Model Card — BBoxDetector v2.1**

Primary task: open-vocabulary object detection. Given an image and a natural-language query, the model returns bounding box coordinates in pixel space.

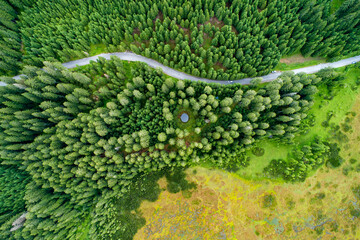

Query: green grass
[202,37,212,49]
[236,65,360,180]
[236,140,291,180]
[331,0,345,14]
[76,214,91,240]
[89,43,107,56]
[174,107,197,131]
[275,59,326,71]
[121,60,136,82]
[296,67,360,143]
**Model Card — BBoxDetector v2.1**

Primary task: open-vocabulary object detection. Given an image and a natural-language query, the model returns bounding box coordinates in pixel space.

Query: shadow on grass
[165,168,197,198]
[107,167,197,240]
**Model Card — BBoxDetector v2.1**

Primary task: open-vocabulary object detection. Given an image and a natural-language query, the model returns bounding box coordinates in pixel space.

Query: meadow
[236,65,360,180]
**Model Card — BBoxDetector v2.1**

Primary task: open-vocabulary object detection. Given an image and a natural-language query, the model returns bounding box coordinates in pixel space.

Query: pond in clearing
[180,113,189,123]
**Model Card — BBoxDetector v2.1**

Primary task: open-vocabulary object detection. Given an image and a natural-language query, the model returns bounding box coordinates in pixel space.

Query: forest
[0,56,322,239]
[0,0,359,239]
[1,0,359,78]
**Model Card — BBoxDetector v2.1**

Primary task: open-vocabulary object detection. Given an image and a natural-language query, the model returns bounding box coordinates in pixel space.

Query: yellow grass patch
[135,165,359,239]
[279,54,325,64]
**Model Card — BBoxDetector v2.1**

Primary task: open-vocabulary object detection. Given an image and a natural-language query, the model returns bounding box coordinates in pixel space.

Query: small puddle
[180,113,189,123]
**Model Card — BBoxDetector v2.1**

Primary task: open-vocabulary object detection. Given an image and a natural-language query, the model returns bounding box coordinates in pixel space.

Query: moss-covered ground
[89,43,107,56]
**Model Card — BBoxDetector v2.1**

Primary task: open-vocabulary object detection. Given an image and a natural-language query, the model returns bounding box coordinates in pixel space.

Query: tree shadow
[108,167,197,239]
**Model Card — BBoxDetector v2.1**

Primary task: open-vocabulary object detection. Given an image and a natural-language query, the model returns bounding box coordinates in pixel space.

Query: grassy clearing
[89,43,107,56]
[202,37,212,49]
[122,60,135,81]
[236,140,291,180]
[275,54,326,71]
[238,65,360,180]
[173,107,197,131]
[77,215,91,240]
[338,93,360,175]
[331,0,345,14]
[296,67,360,143]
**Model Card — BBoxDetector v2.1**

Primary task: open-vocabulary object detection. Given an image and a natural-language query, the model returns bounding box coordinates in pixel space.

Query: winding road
[2,52,360,86]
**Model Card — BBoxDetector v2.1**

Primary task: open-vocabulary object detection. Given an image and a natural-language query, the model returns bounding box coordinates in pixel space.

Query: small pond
[180,113,189,123]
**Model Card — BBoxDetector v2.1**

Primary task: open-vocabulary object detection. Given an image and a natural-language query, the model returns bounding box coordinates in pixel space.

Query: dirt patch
[214,62,227,71]
[168,40,176,49]
[178,25,190,35]
[280,54,325,64]
[20,43,25,53]
[231,26,238,34]
[142,40,150,48]
[133,41,143,47]
[154,11,163,22]
[205,17,225,29]
[133,28,141,35]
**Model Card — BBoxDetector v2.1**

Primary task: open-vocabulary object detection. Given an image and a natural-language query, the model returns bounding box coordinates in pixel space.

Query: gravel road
[2,52,359,86]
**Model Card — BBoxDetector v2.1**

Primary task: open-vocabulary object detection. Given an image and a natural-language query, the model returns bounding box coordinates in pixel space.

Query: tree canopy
[0,57,321,238]
[1,0,359,78]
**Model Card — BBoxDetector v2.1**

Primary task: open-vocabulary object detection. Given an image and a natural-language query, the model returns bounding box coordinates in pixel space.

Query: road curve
[2,52,360,86]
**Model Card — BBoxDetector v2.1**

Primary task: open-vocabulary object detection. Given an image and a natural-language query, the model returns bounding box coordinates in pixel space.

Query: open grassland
[135,163,360,239]
[236,141,290,181]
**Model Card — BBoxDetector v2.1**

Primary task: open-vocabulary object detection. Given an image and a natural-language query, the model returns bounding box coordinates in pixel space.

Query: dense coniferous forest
[0,0,359,239]
[0,166,29,233]
[0,0,359,78]
[0,0,35,75]
[0,57,321,238]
